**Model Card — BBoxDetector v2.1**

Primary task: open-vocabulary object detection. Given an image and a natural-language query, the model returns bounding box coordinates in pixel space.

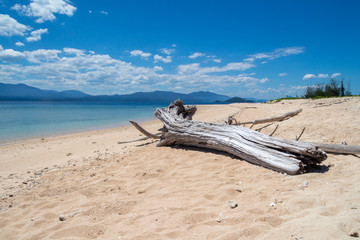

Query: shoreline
[0,116,158,147]
[0,101,165,145]
[0,103,242,183]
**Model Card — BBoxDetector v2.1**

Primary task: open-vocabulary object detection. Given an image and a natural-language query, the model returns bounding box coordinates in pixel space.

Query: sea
[0,101,166,144]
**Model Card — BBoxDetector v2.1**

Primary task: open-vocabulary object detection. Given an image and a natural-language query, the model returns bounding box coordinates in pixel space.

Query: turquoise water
[0,101,165,143]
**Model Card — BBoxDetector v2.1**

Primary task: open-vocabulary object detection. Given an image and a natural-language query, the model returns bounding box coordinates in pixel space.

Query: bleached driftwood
[130,120,360,155]
[129,120,160,139]
[153,100,326,175]
[310,143,360,154]
[236,108,303,125]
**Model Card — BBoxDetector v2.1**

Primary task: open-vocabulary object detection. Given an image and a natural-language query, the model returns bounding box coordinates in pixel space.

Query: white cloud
[279,73,287,77]
[247,47,305,62]
[259,78,269,83]
[0,46,306,96]
[0,48,25,62]
[130,50,151,58]
[303,73,341,80]
[89,10,92,14]
[12,0,76,23]
[154,54,172,63]
[177,62,255,75]
[160,48,175,55]
[252,87,281,94]
[0,14,30,36]
[317,73,329,78]
[0,47,263,94]
[25,49,61,63]
[303,74,317,80]
[331,73,341,78]
[63,47,85,56]
[171,44,176,47]
[244,57,254,62]
[15,41,25,47]
[154,66,163,71]
[189,52,205,59]
[100,10,108,15]
[0,47,160,90]
[212,58,221,63]
[177,63,200,74]
[26,28,48,42]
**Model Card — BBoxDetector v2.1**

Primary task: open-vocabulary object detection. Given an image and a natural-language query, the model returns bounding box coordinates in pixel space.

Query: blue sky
[0,0,359,99]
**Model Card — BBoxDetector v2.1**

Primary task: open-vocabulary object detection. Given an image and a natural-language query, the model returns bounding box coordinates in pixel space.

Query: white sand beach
[0,97,359,240]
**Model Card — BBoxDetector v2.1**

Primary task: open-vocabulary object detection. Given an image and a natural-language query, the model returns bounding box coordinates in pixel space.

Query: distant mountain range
[216,97,254,103]
[0,83,266,103]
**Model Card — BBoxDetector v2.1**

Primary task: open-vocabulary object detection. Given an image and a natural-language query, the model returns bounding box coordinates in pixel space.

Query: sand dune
[0,97,359,239]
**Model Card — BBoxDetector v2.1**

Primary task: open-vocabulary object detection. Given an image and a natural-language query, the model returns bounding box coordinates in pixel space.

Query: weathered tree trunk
[155,100,327,175]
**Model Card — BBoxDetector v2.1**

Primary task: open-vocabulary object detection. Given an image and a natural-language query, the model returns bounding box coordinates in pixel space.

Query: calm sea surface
[0,101,165,143]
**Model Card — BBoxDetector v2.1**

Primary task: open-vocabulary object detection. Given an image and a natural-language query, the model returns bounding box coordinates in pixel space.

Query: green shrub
[303,78,351,99]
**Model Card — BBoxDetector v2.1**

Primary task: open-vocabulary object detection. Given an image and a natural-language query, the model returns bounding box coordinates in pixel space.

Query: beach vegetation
[269,78,354,103]
[303,78,352,99]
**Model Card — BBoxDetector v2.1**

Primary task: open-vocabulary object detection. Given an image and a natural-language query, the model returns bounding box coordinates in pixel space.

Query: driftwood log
[236,108,303,125]
[153,100,327,175]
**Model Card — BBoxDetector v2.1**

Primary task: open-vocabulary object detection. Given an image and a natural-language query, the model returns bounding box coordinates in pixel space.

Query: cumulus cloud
[279,72,287,77]
[317,73,329,78]
[189,52,205,59]
[160,48,175,55]
[130,50,151,58]
[177,62,254,74]
[246,47,305,62]
[12,0,76,23]
[100,10,108,15]
[303,74,317,80]
[212,58,221,63]
[303,73,341,80]
[154,54,172,63]
[26,28,48,42]
[331,73,341,78]
[63,47,85,56]
[0,46,300,96]
[0,47,164,91]
[0,14,30,36]
[25,49,61,63]
[15,41,25,47]
[0,48,25,62]
[0,46,265,94]
[154,66,163,71]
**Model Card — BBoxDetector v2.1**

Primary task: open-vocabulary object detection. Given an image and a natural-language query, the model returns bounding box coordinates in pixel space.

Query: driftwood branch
[296,127,306,141]
[310,143,360,154]
[129,120,161,139]
[255,123,274,132]
[237,109,303,125]
[269,125,279,137]
[153,100,326,175]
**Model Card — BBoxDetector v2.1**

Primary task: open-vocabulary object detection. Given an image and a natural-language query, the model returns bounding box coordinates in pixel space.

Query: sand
[0,97,359,240]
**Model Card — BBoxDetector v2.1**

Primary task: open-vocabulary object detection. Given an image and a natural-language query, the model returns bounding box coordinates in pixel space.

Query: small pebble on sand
[228,200,238,209]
